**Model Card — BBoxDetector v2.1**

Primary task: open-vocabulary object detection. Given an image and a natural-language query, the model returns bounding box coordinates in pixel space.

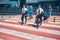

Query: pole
[54,17,56,22]
[18,0,20,7]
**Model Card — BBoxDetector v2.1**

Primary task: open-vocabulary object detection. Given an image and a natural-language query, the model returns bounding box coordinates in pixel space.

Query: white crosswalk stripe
[0,22,60,35]
[0,38,4,40]
[0,28,57,40]
[0,19,60,40]
[4,20,18,22]
[27,22,60,28]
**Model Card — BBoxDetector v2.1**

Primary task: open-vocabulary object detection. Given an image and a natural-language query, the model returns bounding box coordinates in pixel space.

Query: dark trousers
[35,14,42,26]
[21,14,27,23]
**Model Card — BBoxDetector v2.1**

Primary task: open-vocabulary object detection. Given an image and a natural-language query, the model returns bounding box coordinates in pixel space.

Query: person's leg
[36,18,39,25]
[29,12,33,19]
[36,16,42,29]
[39,14,42,25]
[40,16,42,25]
[25,15,27,23]
[36,15,40,29]
[30,12,33,18]
[21,14,24,24]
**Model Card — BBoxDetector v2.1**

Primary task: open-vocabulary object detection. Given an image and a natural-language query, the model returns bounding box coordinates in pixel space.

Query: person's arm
[41,8,44,13]
[41,8,45,17]
[32,8,33,13]
[22,8,23,13]
[36,9,38,15]
[21,8,23,17]
[50,8,52,17]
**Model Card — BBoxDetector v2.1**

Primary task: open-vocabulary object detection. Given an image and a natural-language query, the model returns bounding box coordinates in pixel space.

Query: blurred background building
[0,0,60,15]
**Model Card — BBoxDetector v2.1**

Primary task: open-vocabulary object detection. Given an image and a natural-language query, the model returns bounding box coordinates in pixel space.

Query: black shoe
[25,22,27,24]
[21,22,24,25]
[40,23,42,25]
[36,26,39,29]
[36,25,39,29]
[37,24,39,26]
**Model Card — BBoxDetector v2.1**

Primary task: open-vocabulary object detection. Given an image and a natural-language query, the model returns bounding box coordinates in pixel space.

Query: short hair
[23,5,27,8]
[38,4,41,5]
[23,5,25,6]
[38,4,41,7]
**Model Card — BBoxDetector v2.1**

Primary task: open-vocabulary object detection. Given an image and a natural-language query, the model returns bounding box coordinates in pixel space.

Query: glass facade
[10,0,18,1]
[26,0,56,3]
[26,0,39,3]
[0,0,60,15]
[0,0,9,4]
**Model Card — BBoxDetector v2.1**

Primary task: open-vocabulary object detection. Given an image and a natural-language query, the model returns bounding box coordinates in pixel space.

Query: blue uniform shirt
[46,9,51,18]
[28,8,33,17]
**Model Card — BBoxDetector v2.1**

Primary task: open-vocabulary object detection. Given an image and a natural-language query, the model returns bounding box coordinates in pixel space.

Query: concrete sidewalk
[0,15,19,20]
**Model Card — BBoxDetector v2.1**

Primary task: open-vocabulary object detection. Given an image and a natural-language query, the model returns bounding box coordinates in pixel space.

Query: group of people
[21,4,52,29]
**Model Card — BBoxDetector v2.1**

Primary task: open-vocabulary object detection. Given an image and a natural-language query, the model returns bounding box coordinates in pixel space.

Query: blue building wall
[26,0,56,3]
[0,0,10,4]
[0,0,60,15]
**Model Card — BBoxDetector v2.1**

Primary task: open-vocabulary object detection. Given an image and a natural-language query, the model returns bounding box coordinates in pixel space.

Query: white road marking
[0,22,60,35]
[4,20,18,22]
[0,28,56,40]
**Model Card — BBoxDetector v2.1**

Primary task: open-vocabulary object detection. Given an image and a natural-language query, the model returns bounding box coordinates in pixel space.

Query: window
[10,0,18,1]
[26,0,39,3]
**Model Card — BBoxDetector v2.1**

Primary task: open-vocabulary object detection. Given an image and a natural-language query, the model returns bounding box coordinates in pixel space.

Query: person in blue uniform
[28,5,33,19]
[45,5,52,19]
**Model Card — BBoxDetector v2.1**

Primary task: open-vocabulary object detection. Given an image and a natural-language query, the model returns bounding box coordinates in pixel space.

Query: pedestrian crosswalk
[0,18,60,40]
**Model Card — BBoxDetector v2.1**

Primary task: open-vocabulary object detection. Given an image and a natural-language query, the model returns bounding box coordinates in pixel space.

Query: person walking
[28,5,33,19]
[35,4,44,29]
[45,5,52,22]
[21,5,28,24]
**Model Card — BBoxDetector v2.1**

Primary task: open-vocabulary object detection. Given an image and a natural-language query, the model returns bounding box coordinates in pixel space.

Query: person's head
[38,4,41,8]
[23,5,26,8]
[30,5,32,8]
[49,5,52,9]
